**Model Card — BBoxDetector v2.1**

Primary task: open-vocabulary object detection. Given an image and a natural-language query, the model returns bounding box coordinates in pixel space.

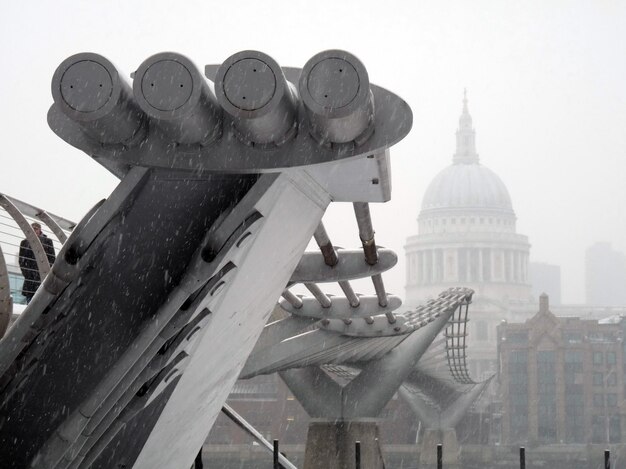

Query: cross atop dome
[454,89,479,164]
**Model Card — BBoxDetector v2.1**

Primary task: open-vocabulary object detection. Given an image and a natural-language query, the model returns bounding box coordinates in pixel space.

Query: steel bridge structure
[0,48,489,469]
[0,49,412,469]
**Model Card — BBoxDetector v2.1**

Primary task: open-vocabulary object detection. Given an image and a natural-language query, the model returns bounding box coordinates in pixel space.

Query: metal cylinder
[338,281,360,307]
[437,444,443,469]
[215,51,297,146]
[299,50,374,145]
[51,53,144,145]
[133,52,222,145]
[305,283,331,308]
[282,289,303,309]
[353,203,378,265]
[273,440,279,469]
[313,222,338,267]
[371,273,389,309]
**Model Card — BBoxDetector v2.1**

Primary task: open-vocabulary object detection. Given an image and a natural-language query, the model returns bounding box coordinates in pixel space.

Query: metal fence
[0,193,74,335]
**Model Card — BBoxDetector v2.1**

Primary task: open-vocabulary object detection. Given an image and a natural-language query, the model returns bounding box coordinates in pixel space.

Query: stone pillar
[523,252,529,282]
[510,250,515,283]
[419,429,461,469]
[303,420,385,469]
[478,248,484,282]
[505,250,511,282]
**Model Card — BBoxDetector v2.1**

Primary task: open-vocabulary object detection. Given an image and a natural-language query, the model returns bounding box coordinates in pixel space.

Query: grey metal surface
[298,50,374,145]
[342,290,472,419]
[48,58,411,178]
[221,404,298,469]
[34,210,68,244]
[338,280,359,307]
[0,194,52,279]
[281,295,402,320]
[281,289,303,309]
[289,249,397,283]
[0,49,412,469]
[215,51,297,146]
[242,328,407,379]
[319,312,407,336]
[0,244,10,337]
[0,193,71,330]
[399,375,493,429]
[243,288,472,380]
[260,290,474,420]
[1,168,255,467]
[445,299,474,384]
[133,52,222,146]
[312,222,336,266]
[0,193,76,232]
[353,202,377,265]
[304,282,331,308]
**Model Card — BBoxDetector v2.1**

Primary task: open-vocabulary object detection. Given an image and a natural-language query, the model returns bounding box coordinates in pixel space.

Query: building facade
[405,92,532,379]
[498,294,626,445]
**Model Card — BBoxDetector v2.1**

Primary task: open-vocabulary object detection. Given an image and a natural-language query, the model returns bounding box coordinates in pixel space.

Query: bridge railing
[0,193,74,334]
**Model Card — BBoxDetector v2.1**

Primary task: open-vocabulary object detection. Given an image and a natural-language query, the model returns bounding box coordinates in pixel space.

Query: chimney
[539,293,549,314]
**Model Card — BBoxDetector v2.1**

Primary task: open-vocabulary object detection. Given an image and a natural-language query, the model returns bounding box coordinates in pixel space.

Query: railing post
[605,449,610,469]
[194,447,203,469]
[437,443,443,469]
[519,446,525,469]
[355,440,361,469]
[273,439,279,469]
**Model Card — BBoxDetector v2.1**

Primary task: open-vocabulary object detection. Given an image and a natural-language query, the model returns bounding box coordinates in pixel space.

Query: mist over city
[0,1,625,468]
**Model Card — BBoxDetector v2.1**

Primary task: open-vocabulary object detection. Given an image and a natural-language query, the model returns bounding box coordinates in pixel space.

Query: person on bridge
[18,222,56,303]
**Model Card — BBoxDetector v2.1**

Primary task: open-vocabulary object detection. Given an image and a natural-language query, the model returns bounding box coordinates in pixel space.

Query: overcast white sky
[1,0,625,304]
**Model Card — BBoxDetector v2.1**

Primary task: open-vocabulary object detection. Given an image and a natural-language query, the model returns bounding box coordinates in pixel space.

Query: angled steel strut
[0,50,412,469]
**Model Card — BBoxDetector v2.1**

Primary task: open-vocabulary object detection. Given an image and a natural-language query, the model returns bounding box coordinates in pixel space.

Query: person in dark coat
[18,222,56,303]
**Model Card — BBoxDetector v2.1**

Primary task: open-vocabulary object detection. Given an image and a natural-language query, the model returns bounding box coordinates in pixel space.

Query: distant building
[529,262,561,305]
[498,294,626,445]
[586,242,626,306]
[405,92,532,379]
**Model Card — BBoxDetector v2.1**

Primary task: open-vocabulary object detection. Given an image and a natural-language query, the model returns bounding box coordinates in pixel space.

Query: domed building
[405,92,532,378]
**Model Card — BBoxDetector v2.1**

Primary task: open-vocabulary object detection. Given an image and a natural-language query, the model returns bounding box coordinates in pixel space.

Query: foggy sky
[1,0,625,304]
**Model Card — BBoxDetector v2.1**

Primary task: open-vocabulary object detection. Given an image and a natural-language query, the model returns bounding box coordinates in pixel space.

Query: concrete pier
[303,420,385,469]
[419,429,460,469]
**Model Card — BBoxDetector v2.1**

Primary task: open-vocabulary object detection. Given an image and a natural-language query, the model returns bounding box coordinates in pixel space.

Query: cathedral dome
[420,91,514,217]
[421,162,513,213]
